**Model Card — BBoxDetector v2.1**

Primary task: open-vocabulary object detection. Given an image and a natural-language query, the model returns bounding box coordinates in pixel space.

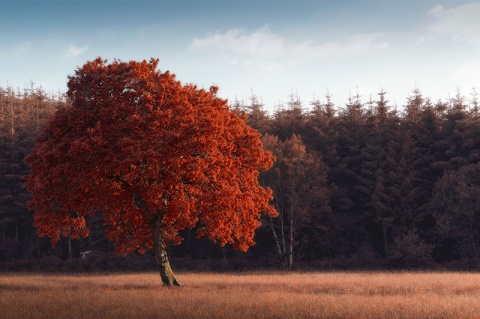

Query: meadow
[1,271,480,319]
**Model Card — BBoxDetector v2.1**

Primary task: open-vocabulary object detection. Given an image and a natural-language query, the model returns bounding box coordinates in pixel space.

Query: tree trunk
[36,236,40,259]
[280,209,288,268]
[269,216,287,268]
[150,214,182,287]
[68,238,72,259]
[288,211,294,269]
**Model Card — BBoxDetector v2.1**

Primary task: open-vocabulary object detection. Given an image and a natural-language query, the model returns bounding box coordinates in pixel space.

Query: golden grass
[1,271,480,318]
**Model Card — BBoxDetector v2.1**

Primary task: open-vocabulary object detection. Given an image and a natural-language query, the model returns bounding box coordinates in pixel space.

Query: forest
[1,83,480,271]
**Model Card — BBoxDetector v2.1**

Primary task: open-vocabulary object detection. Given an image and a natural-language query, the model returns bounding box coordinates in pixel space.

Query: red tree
[25,58,276,285]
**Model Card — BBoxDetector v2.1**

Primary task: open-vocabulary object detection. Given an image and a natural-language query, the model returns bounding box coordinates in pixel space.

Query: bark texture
[150,214,182,286]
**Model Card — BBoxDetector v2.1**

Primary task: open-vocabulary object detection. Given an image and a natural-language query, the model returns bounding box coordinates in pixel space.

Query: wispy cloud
[192,25,285,57]
[193,26,388,57]
[65,44,88,57]
[295,33,388,57]
[427,4,480,45]
[192,25,389,71]
[343,33,389,54]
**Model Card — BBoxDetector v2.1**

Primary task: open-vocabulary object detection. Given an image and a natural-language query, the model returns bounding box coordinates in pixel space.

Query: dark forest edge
[1,83,480,271]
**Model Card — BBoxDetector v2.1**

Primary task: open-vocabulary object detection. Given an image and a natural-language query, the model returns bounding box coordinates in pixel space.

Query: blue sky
[1,0,479,110]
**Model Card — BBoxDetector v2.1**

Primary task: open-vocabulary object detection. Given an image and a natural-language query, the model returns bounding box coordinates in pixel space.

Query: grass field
[1,271,480,318]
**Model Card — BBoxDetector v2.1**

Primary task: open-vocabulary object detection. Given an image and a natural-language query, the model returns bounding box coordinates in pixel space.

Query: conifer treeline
[1,84,480,270]
[236,88,480,269]
[0,85,66,263]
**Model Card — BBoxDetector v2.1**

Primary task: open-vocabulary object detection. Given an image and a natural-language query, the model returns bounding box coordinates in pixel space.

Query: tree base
[162,278,183,287]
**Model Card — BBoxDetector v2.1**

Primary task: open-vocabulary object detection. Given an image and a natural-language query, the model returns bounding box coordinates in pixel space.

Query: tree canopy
[24,58,276,284]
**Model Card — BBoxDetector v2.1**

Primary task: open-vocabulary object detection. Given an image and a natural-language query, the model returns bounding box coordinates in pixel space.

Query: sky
[1,0,479,111]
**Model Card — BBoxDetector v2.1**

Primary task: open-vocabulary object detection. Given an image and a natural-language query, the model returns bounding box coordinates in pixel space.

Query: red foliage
[25,57,277,255]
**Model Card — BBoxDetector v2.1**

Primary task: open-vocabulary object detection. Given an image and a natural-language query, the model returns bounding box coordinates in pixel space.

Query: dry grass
[1,271,480,318]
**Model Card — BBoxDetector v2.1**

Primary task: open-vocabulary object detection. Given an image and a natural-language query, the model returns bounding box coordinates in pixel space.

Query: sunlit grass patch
[1,271,479,318]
